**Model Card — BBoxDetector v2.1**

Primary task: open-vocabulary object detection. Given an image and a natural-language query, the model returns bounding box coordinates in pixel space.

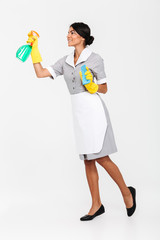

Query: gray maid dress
[46,46,118,160]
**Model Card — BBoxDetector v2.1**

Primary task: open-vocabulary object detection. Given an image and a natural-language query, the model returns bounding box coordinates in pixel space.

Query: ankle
[92,201,102,207]
[122,187,131,198]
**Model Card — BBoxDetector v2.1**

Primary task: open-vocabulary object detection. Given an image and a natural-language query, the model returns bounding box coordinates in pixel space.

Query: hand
[79,66,99,94]
[26,33,38,48]
[79,66,93,84]
[26,31,42,63]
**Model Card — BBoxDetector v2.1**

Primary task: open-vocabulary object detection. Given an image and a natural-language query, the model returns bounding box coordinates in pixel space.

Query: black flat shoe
[80,204,105,221]
[126,186,136,217]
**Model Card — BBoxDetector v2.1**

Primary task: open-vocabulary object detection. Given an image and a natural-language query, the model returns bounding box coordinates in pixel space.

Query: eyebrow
[68,30,76,33]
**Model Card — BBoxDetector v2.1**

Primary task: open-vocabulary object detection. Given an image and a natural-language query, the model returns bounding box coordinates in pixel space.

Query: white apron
[71,92,107,154]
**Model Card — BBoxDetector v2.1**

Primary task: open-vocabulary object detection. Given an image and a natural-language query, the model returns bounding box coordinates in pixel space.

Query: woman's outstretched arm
[26,32,52,79]
[33,63,52,78]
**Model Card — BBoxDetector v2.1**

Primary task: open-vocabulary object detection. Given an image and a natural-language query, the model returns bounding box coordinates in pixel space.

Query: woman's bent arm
[97,83,108,94]
[33,63,52,78]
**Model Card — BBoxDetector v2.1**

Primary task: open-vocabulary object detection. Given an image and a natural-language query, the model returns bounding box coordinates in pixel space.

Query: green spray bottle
[16,30,40,62]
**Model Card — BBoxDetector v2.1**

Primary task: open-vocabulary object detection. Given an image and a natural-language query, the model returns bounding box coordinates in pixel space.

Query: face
[67,26,85,47]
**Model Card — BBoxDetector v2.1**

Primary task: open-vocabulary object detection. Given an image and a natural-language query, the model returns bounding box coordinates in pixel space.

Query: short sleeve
[46,56,64,80]
[92,56,107,84]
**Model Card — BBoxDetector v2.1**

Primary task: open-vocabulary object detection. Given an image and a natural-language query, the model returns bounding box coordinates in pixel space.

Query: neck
[74,45,86,58]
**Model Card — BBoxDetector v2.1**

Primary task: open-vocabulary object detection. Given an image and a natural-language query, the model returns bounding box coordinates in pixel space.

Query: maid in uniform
[27,22,136,221]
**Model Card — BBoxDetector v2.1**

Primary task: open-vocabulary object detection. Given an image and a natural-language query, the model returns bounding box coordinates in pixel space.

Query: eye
[68,30,77,35]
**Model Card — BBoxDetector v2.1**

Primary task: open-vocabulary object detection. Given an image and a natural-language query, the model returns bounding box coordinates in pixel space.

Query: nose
[67,32,72,38]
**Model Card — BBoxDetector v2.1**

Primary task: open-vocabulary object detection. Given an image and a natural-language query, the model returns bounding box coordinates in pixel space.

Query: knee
[96,155,110,165]
[84,159,96,166]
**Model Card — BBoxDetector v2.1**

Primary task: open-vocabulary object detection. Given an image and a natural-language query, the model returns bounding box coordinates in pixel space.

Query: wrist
[31,47,42,63]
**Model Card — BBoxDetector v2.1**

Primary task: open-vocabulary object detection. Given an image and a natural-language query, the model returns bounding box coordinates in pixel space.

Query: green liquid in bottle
[16,45,32,62]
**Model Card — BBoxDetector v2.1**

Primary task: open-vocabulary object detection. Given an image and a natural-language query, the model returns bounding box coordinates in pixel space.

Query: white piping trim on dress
[46,66,57,79]
[96,78,107,84]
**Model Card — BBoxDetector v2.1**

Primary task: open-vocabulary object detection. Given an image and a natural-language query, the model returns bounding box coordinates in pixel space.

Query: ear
[81,36,85,42]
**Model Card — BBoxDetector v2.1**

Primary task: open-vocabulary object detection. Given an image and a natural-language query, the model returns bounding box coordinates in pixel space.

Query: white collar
[65,46,92,68]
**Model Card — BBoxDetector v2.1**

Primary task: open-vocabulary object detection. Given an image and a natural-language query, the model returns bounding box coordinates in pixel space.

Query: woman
[27,22,136,221]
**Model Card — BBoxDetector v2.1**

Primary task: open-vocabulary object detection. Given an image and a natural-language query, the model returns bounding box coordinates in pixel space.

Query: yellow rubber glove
[26,31,42,63]
[79,66,99,94]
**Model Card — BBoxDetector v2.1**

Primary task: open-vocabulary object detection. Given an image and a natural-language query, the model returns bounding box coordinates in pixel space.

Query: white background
[0,0,160,239]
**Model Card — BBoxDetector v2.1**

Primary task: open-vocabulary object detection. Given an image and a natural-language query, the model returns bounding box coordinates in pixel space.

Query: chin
[68,43,75,47]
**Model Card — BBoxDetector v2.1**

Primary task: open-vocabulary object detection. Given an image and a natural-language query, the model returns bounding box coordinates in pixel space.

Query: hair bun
[87,35,94,45]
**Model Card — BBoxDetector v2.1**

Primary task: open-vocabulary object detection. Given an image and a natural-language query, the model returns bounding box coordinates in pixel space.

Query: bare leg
[96,155,133,208]
[84,159,102,215]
